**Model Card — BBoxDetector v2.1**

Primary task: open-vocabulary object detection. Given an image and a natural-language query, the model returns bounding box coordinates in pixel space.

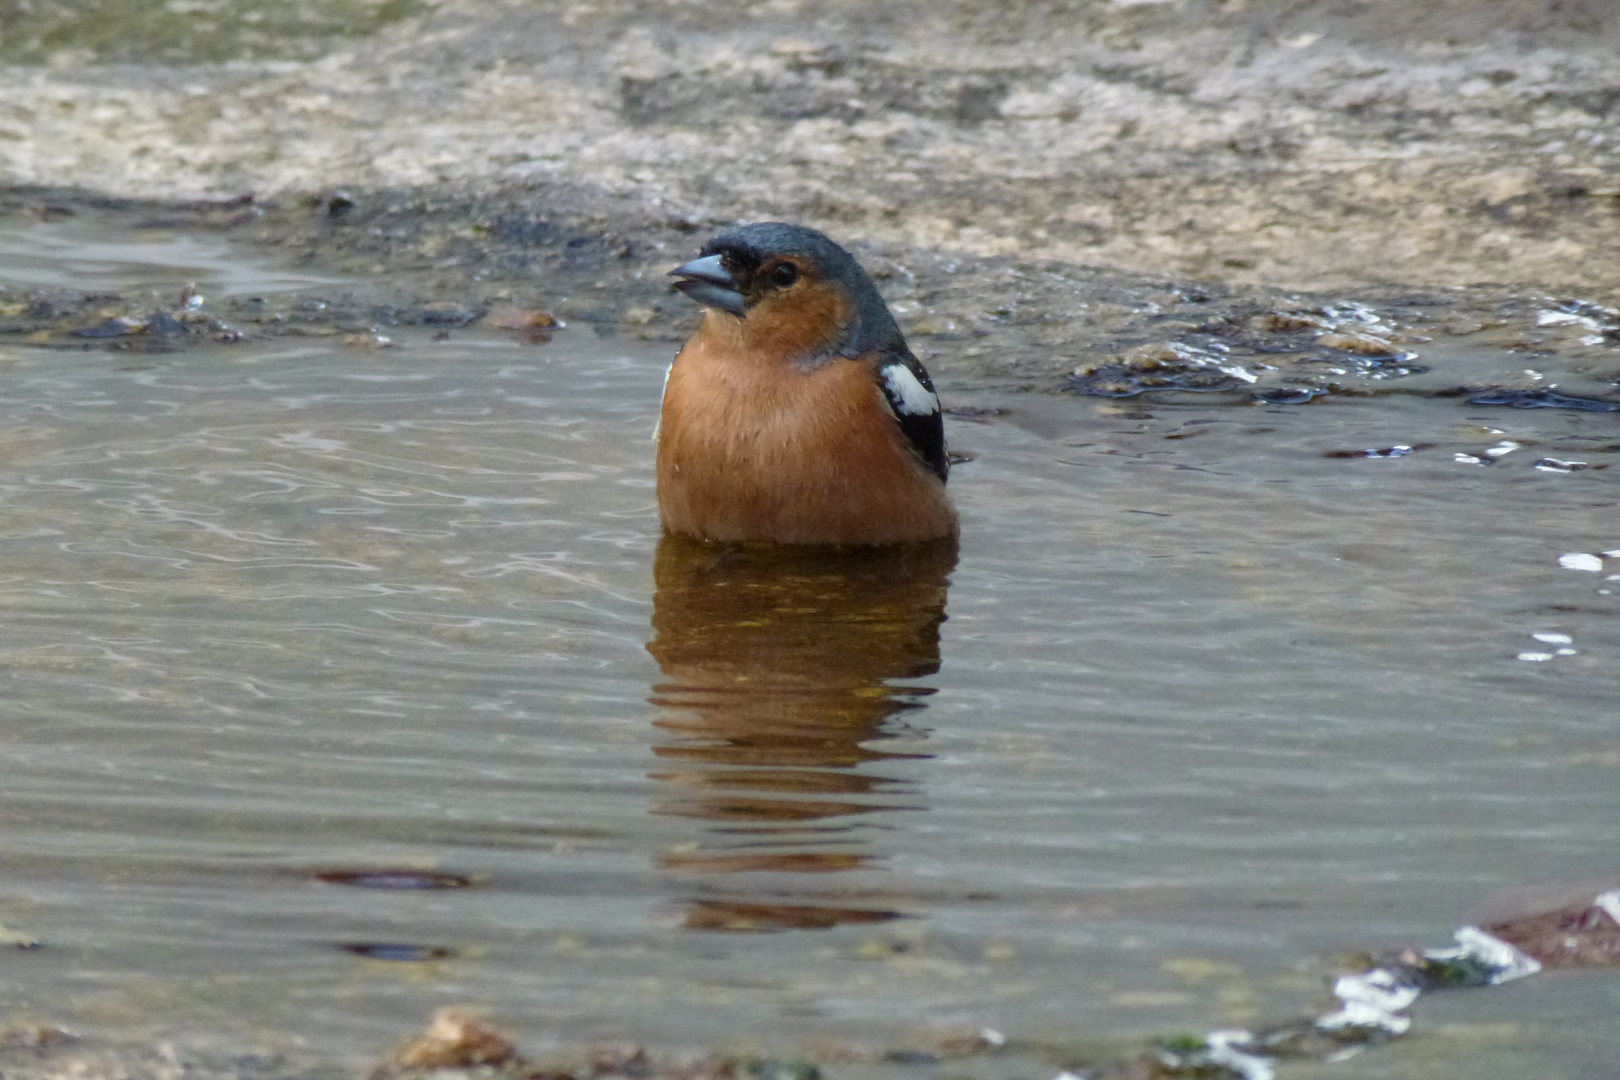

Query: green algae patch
[0,0,422,66]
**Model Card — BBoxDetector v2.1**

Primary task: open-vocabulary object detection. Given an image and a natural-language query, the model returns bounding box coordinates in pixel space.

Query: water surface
[0,221,1616,1077]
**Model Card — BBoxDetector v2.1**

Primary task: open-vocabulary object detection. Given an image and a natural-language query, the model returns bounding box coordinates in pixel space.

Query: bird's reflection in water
[647,535,957,932]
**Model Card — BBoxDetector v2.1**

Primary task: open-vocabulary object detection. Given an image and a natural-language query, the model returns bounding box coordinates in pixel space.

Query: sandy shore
[2,0,1618,296]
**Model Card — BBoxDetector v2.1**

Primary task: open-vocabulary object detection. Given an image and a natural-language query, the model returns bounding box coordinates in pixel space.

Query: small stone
[1254,311,1330,333]
[0,1021,72,1048]
[485,307,561,329]
[381,1008,517,1072]
[1317,331,1398,356]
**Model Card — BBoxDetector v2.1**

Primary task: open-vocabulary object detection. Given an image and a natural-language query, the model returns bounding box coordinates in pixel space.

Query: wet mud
[6,189,1620,431]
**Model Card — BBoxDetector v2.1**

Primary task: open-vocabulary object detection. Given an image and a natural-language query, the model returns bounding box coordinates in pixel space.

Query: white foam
[1205,1031,1274,1080]
[1539,309,1602,329]
[1429,927,1542,984]
[1317,969,1418,1034]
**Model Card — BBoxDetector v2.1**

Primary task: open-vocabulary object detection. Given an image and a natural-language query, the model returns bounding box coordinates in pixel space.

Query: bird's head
[669,222,903,363]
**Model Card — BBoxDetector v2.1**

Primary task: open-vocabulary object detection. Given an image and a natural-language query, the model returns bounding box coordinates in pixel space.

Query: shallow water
[0,220,1617,1076]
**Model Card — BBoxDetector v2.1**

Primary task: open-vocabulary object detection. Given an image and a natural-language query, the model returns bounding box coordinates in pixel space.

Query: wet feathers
[659,223,957,545]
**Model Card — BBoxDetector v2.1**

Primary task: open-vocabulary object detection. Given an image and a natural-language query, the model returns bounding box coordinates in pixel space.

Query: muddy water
[0,221,1617,1078]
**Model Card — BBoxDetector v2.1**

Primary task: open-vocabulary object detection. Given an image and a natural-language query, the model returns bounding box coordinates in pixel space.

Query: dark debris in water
[341,943,457,963]
[1465,386,1620,411]
[315,869,475,890]
[1252,386,1326,405]
[680,899,906,933]
[145,310,191,336]
[1323,443,1434,458]
[412,302,483,328]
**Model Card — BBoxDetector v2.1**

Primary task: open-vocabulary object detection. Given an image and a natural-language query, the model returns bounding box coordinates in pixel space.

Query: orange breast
[657,323,957,546]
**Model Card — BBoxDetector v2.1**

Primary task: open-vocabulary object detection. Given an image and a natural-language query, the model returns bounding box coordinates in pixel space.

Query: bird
[658,222,958,546]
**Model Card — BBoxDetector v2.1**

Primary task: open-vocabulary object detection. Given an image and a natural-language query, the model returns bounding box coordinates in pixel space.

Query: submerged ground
[0,1,1618,1079]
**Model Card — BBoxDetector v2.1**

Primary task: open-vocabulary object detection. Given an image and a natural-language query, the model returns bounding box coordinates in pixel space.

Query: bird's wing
[874,350,949,483]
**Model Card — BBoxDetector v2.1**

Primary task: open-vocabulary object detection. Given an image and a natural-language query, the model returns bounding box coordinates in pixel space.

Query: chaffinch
[659,223,957,546]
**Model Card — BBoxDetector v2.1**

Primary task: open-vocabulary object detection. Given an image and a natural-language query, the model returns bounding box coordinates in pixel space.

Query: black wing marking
[875,350,949,483]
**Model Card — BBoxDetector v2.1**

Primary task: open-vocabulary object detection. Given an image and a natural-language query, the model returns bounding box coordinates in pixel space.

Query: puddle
[0,211,346,297]
[0,219,1615,1078]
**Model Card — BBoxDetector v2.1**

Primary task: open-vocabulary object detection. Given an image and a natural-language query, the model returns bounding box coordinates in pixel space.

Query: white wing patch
[882,363,939,416]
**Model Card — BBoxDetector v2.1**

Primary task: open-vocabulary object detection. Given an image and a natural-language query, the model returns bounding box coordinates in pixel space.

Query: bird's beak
[669,254,747,317]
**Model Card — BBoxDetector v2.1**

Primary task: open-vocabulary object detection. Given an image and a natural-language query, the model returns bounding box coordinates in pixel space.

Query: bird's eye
[769,262,799,288]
